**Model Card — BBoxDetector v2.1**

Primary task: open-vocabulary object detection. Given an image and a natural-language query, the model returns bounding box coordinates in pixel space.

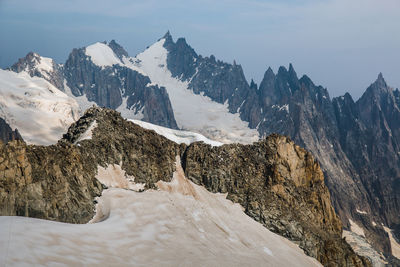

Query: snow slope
[130,119,223,146]
[0,157,321,267]
[85,42,121,67]
[0,69,80,145]
[130,38,259,144]
[69,39,259,145]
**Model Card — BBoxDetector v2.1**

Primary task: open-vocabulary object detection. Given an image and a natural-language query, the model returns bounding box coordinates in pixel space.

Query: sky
[0,0,399,99]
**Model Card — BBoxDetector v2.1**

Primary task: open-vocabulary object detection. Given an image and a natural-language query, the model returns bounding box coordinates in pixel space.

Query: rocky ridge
[0,107,370,266]
[4,32,399,263]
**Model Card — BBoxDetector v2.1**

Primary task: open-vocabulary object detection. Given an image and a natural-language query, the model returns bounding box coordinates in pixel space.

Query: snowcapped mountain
[1,31,400,264]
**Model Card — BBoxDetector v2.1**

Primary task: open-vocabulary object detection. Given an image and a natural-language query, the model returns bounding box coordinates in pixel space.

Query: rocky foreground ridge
[0,107,370,266]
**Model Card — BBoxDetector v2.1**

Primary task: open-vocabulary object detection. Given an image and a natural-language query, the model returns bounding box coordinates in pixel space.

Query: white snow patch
[356,209,368,215]
[349,219,365,237]
[0,157,322,267]
[383,226,400,259]
[95,163,145,192]
[130,119,222,146]
[0,70,80,145]
[132,38,259,144]
[85,42,121,67]
[272,104,289,113]
[74,120,97,144]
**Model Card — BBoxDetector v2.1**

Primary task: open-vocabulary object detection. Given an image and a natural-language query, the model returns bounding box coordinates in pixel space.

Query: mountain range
[1,32,399,266]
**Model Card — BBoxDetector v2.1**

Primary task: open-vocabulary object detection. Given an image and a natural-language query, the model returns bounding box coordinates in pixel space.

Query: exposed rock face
[163,31,254,114]
[0,118,22,144]
[63,42,178,128]
[0,107,369,266]
[214,62,398,263]
[182,136,369,267]
[0,140,103,223]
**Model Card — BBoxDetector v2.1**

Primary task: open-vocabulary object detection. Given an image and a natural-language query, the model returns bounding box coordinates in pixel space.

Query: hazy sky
[0,0,399,99]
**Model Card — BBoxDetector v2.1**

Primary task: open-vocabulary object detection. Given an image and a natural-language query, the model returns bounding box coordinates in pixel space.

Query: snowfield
[0,157,321,267]
[0,69,80,145]
[132,38,260,144]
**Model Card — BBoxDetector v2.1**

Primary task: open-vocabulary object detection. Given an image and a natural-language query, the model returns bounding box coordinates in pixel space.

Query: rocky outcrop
[0,107,369,266]
[182,136,369,267]
[0,118,22,144]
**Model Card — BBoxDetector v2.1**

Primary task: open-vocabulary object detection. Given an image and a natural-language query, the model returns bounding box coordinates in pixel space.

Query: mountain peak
[288,63,295,75]
[162,30,173,43]
[9,51,55,77]
[374,72,387,87]
[262,67,275,82]
[265,66,274,76]
[358,72,391,105]
[163,30,171,38]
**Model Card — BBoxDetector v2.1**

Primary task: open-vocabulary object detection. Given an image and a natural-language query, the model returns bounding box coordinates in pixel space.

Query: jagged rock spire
[250,79,257,89]
[162,30,173,43]
[374,72,387,88]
